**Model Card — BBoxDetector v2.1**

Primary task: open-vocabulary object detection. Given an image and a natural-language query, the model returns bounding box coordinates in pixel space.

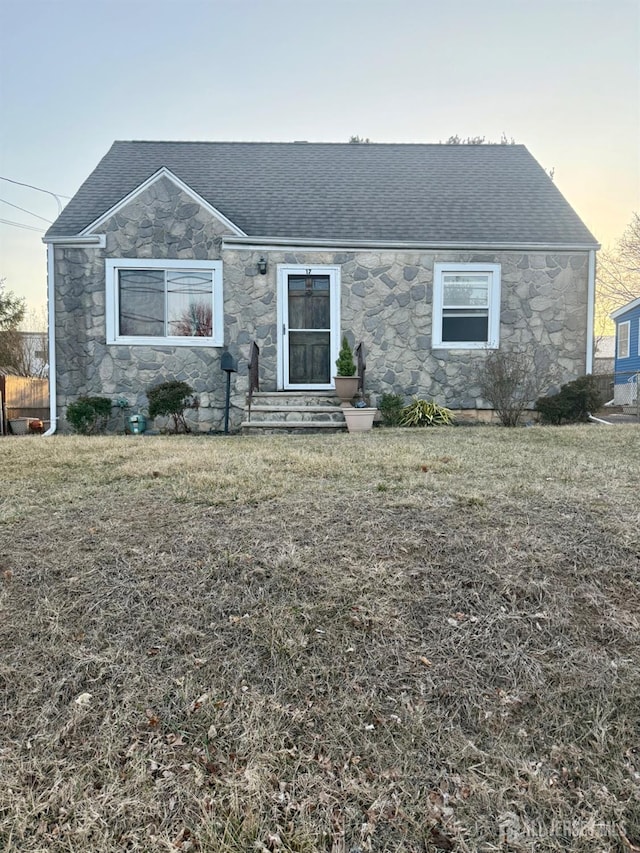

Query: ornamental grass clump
[400,397,455,426]
[147,380,194,433]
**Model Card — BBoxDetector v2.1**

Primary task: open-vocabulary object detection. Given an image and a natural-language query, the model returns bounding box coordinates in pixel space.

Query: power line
[0,175,70,216]
[0,175,71,199]
[0,217,46,233]
[0,197,52,223]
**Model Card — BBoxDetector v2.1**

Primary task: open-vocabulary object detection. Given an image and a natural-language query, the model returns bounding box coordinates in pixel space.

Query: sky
[0,0,638,318]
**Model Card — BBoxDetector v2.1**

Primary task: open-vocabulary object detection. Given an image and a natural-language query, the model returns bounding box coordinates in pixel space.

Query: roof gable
[611,296,640,320]
[79,167,245,237]
[45,141,599,247]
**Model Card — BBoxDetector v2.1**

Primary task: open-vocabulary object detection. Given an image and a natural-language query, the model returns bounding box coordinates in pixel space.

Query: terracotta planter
[343,406,376,432]
[334,375,359,403]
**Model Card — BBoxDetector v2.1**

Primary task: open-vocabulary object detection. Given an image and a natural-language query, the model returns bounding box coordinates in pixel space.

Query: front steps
[241,391,347,434]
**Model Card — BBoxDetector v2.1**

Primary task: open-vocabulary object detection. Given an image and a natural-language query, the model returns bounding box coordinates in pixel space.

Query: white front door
[277,265,340,390]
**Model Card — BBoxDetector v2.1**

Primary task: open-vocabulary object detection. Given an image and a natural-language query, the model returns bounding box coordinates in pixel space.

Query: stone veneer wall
[54,176,248,432]
[224,248,589,411]
[54,180,590,432]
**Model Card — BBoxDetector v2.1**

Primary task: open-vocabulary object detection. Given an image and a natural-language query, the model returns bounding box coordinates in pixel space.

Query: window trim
[105,258,223,346]
[617,320,630,359]
[432,262,501,349]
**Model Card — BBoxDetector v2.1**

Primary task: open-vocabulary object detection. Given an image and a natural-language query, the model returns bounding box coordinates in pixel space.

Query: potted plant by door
[334,336,360,404]
[342,399,377,432]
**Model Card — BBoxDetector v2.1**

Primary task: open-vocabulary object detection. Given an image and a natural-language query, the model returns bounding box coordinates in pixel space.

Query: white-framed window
[105,258,223,346]
[617,320,630,359]
[432,263,501,349]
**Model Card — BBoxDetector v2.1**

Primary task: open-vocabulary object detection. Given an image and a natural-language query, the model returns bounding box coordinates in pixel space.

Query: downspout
[585,249,596,374]
[44,243,57,436]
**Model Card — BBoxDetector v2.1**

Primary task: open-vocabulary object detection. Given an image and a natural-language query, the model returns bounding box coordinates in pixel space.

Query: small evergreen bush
[147,380,194,433]
[379,393,405,426]
[535,375,602,424]
[335,336,356,377]
[66,396,112,434]
[400,397,455,427]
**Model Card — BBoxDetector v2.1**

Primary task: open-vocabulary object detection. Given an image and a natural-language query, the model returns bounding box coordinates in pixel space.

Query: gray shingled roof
[45,141,598,246]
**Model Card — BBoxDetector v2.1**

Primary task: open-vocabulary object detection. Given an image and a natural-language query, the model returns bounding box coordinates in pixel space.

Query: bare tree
[0,298,48,376]
[443,133,516,145]
[478,349,558,426]
[594,212,640,348]
[597,212,640,311]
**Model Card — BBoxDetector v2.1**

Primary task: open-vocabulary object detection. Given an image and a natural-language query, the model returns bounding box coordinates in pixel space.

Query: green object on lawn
[127,414,147,435]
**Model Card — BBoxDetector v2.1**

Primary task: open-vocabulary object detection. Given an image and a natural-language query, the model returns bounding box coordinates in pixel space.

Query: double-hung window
[617,321,630,359]
[106,259,223,346]
[432,263,501,349]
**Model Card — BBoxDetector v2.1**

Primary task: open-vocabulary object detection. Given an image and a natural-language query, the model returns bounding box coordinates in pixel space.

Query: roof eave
[42,234,106,246]
[611,295,640,319]
[222,235,601,252]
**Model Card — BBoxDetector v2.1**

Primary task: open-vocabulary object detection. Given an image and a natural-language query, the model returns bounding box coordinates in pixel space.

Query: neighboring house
[17,332,49,377]
[611,296,640,406]
[43,141,599,433]
[593,335,615,375]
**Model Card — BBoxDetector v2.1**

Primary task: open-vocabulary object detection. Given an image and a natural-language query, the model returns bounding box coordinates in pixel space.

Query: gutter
[44,243,57,436]
[585,249,596,374]
[42,234,106,247]
[222,236,601,252]
[41,234,106,435]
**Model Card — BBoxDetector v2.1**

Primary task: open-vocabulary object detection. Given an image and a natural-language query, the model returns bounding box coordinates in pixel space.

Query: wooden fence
[0,375,50,435]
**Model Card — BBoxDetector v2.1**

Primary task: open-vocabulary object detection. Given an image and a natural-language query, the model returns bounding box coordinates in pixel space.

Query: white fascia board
[78,167,246,237]
[611,295,640,320]
[42,234,106,247]
[222,236,600,252]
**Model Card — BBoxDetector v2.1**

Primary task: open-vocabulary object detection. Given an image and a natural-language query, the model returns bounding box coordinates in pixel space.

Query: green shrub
[335,336,356,377]
[535,375,602,424]
[379,393,405,426]
[400,397,455,427]
[66,396,112,435]
[147,380,194,433]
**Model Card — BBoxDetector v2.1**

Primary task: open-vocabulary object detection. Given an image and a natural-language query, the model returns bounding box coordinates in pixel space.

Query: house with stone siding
[43,141,599,433]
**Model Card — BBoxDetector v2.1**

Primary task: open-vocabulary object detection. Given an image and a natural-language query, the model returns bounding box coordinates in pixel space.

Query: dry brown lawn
[1,425,639,852]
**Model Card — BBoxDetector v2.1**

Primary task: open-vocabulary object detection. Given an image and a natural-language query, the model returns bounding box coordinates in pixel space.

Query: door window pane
[288,275,330,330]
[289,331,330,384]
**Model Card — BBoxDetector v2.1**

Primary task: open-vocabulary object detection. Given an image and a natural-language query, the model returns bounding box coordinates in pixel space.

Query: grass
[1,425,639,852]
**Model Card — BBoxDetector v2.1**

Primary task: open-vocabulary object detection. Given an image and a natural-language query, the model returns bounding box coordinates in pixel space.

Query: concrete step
[247,406,345,424]
[241,420,346,435]
[243,392,347,434]
[249,391,342,408]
